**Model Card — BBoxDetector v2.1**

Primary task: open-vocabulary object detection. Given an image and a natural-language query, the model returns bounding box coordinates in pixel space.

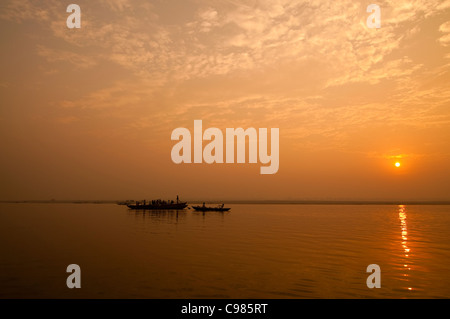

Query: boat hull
[192,206,230,212]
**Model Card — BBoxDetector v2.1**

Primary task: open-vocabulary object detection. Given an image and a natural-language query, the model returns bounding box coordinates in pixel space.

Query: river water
[1,203,449,298]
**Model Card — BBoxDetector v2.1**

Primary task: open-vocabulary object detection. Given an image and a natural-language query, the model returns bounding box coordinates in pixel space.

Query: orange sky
[1,0,450,201]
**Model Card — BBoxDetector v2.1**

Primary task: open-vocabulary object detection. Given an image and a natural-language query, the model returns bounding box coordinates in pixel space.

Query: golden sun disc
[395,162,401,168]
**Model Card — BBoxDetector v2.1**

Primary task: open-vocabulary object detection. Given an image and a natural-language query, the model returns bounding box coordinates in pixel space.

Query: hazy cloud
[439,21,450,46]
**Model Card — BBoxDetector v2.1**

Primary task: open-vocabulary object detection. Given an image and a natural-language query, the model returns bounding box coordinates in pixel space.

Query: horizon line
[2,199,450,205]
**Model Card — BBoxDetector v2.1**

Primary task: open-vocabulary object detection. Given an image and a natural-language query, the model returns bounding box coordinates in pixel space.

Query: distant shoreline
[1,200,450,205]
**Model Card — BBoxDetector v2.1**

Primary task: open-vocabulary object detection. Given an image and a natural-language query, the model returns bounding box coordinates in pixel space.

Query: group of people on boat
[135,199,176,206]
[134,195,180,207]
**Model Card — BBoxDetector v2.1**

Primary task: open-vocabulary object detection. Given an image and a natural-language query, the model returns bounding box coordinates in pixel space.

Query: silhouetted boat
[192,204,230,212]
[127,196,187,210]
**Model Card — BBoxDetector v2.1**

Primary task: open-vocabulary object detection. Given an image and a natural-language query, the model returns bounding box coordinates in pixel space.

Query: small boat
[191,204,230,212]
[127,196,187,210]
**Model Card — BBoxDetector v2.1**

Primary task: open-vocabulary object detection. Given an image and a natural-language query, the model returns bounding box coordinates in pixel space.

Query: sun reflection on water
[399,205,413,291]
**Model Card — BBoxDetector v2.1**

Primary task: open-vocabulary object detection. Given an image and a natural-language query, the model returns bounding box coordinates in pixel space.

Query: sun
[395,162,401,168]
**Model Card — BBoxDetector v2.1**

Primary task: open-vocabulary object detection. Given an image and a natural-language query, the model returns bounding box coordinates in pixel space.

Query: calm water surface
[1,203,450,298]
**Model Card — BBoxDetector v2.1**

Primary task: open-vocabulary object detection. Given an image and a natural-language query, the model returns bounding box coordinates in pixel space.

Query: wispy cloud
[3,0,446,89]
[99,0,133,12]
[1,0,450,151]
[439,21,450,46]
[0,0,53,22]
[37,45,97,69]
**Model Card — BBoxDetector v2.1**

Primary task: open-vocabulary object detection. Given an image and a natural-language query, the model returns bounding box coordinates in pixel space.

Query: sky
[0,0,450,201]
